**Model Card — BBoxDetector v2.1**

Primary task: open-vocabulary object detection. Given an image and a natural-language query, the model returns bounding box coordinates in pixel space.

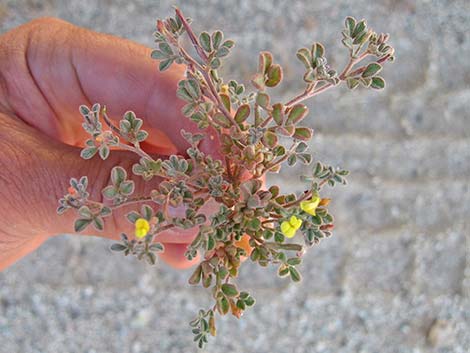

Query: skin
[0,17,220,271]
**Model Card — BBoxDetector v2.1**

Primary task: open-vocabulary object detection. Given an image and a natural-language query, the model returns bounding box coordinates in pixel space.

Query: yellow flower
[135,218,150,238]
[220,84,229,95]
[300,194,321,216]
[281,215,303,238]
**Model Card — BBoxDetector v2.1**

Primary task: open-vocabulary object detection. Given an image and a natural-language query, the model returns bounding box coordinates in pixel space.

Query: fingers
[0,111,205,270]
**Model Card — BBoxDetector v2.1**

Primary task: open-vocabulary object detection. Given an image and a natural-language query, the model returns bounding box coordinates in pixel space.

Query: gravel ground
[0,0,469,352]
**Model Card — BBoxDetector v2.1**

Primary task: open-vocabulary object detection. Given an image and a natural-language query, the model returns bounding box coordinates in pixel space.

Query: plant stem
[281,177,332,209]
[117,142,153,161]
[175,7,208,61]
[265,242,303,251]
[282,190,311,208]
[175,7,240,133]
[347,53,391,77]
[102,109,122,136]
[110,196,153,210]
[285,52,372,109]
[285,82,333,108]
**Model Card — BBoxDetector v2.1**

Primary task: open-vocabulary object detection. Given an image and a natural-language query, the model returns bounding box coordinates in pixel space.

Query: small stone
[427,319,455,348]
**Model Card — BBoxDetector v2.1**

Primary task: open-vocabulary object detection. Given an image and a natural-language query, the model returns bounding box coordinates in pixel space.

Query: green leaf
[141,205,153,220]
[220,93,231,112]
[345,17,356,35]
[119,119,131,133]
[311,42,325,59]
[287,257,302,266]
[74,218,92,232]
[287,154,297,166]
[297,153,312,164]
[216,47,230,58]
[296,142,308,153]
[286,104,308,125]
[100,206,112,217]
[250,248,260,261]
[126,211,141,223]
[259,51,273,74]
[362,63,382,78]
[244,296,255,306]
[99,145,110,160]
[352,20,366,38]
[120,181,135,196]
[185,79,201,99]
[177,86,193,102]
[296,48,311,69]
[206,234,215,251]
[234,104,250,123]
[136,130,148,142]
[313,162,323,176]
[123,111,136,124]
[277,125,295,136]
[111,166,127,186]
[199,32,212,52]
[78,206,92,218]
[274,232,285,243]
[213,112,232,128]
[80,147,97,160]
[218,267,228,280]
[182,103,196,117]
[150,50,167,60]
[221,283,239,297]
[147,252,157,265]
[262,131,278,148]
[159,58,173,71]
[110,243,127,252]
[189,265,202,285]
[271,103,284,125]
[278,265,289,277]
[150,243,164,252]
[273,145,286,157]
[251,73,265,90]
[311,214,322,226]
[247,218,261,231]
[222,40,235,49]
[210,58,221,69]
[371,76,385,89]
[289,266,302,282]
[159,42,173,55]
[212,31,223,49]
[265,64,282,87]
[353,30,369,45]
[293,127,313,141]
[358,77,371,88]
[346,78,360,90]
[341,37,353,50]
[256,92,270,108]
[217,296,230,315]
[79,105,90,116]
[92,217,104,231]
[102,186,117,199]
[236,299,246,310]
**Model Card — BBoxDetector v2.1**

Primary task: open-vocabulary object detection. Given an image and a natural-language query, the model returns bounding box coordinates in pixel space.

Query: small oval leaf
[234,104,250,124]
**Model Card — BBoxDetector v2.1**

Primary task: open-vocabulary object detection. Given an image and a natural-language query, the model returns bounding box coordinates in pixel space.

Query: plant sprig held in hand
[57,7,394,348]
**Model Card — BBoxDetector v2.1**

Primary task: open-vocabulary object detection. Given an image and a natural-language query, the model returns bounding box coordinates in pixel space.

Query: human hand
[0,17,219,271]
